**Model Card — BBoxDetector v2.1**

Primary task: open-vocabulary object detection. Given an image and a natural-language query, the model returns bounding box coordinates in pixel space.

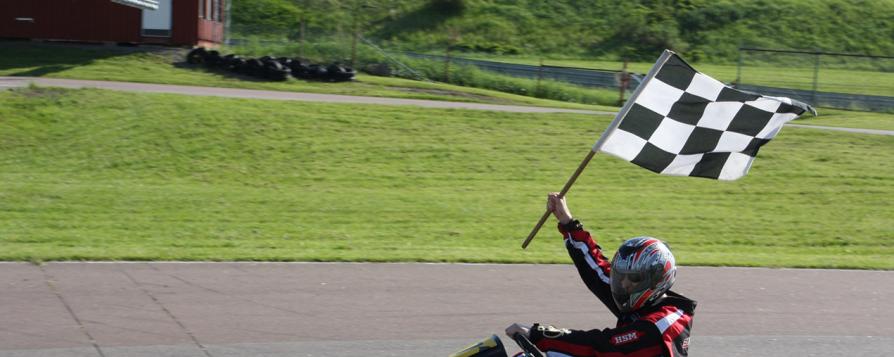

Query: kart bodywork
[449,334,544,357]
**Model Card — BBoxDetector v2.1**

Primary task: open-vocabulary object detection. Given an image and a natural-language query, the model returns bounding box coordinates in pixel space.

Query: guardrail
[414,52,893,112]
[737,85,894,112]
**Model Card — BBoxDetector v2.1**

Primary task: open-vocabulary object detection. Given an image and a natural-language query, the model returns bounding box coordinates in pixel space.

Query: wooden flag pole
[521,50,676,249]
[521,150,597,249]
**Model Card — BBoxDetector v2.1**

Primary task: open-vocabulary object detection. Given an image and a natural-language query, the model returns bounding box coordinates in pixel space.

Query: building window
[199,0,205,18]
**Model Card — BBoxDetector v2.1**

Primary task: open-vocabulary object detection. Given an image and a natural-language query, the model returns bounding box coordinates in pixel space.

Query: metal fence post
[445,28,460,83]
[444,46,451,82]
[618,59,629,105]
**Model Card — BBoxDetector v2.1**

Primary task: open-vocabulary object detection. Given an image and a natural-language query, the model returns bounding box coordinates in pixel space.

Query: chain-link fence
[736,48,894,112]
[222,34,894,112]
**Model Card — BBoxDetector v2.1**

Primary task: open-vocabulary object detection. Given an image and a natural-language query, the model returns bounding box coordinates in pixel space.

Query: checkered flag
[599,50,815,180]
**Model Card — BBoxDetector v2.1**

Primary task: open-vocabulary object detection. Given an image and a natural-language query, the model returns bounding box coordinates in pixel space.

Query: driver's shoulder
[633,293,696,337]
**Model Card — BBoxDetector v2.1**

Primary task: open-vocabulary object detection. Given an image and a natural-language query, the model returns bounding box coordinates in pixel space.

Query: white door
[141,0,172,37]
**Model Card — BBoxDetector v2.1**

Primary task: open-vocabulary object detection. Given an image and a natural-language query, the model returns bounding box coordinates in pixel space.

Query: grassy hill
[232,0,894,62]
[2,87,892,268]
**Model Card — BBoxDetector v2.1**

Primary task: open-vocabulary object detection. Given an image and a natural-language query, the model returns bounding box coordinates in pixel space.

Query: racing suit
[528,220,697,357]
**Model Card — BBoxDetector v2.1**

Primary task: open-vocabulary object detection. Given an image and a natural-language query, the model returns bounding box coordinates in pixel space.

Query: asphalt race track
[1,262,891,356]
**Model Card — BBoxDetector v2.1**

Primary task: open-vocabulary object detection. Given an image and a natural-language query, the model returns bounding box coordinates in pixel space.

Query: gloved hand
[505,323,531,339]
[546,192,573,225]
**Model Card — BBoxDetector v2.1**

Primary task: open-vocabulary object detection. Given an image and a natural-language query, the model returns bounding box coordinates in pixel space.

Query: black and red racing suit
[528,220,697,357]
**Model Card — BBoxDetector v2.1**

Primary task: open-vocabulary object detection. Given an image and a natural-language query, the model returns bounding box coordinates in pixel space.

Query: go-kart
[449,333,543,357]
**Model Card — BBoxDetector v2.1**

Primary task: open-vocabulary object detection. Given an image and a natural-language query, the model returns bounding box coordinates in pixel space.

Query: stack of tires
[187,47,355,82]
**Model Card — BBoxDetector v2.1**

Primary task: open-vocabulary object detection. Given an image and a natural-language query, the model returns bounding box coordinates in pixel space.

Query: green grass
[1,87,892,268]
[231,0,894,63]
[0,42,611,111]
[796,109,894,131]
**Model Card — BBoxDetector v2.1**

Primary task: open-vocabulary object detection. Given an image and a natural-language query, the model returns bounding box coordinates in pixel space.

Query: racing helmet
[610,236,676,313]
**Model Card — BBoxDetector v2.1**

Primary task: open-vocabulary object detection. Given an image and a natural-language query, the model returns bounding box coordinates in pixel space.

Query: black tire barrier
[222,54,242,71]
[229,58,247,73]
[306,64,328,80]
[205,50,222,67]
[230,58,247,73]
[276,57,292,67]
[185,47,355,83]
[186,47,207,64]
[288,61,307,78]
[326,64,356,82]
[245,58,264,77]
[290,60,316,79]
[263,60,291,81]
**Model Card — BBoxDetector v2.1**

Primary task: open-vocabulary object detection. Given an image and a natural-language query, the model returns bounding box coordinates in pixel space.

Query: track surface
[2,262,891,356]
[3,77,891,136]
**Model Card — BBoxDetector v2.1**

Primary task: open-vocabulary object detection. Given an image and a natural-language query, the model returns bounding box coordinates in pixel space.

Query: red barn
[0,0,226,47]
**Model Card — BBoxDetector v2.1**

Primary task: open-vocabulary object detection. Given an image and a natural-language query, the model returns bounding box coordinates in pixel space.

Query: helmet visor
[610,270,652,312]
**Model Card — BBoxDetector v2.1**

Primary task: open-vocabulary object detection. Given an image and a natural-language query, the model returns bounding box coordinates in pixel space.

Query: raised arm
[547,193,621,318]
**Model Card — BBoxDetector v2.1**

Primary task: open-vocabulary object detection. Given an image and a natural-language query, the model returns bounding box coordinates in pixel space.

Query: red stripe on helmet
[631,289,654,311]
[633,239,660,261]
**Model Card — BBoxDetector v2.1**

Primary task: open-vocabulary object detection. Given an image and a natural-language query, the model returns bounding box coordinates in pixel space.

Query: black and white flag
[598,50,815,180]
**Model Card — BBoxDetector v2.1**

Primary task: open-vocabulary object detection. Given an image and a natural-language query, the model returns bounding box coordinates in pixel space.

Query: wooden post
[445,28,460,83]
[618,59,629,106]
[445,44,451,83]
